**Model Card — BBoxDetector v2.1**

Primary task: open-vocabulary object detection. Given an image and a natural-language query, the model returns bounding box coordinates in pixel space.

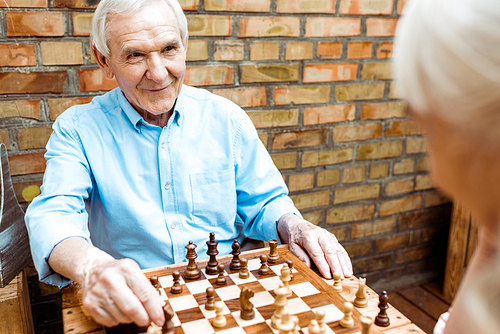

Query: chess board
[61,246,425,334]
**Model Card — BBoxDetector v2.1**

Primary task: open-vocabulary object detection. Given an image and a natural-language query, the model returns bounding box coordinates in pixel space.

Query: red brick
[394,158,415,175]
[417,157,430,172]
[362,62,393,80]
[53,0,97,8]
[0,130,9,148]
[185,65,234,86]
[239,17,300,37]
[304,104,355,126]
[73,12,93,36]
[361,102,407,120]
[78,69,118,92]
[350,217,396,239]
[13,179,43,203]
[344,240,372,258]
[377,42,394,59]
[187,40,208,61]
[258,133,268,147]
[277,0,336,13]
[327,227,347,242]
[342,166,365,183]
[0,71,66,94]
[354,254,392,272]
[179,0,198,10]
[425,192,451,208]
[397,0,408,14]
[272,129,327,150]
[214,41,244,61]
[339,0,393,14]
[366,18,399,36]
[357,141,403,160]
[302,211,323,225]
[205,0,270,11]
[347,42,372,59]
[327,204,375,224]
[335,83,385,101]
[369,162,389,179]
[285,42,313,60]
[6,12,64,36]
[187,15,232,36]
[48,97,93,121]
[415,174,433,191]
[0,100,40,119]
[250,41,280,60]
[304,63,357,83]
[395,245,433,265]
[317,169,340,187]
[400,207,452,230]
[17,127,52,150]
[317,42,343,60]
[288,173,314,192]
[306,18,360,37]
[212,87,266,108]
[242,64,299,83]
[0,0,46,7]
[41,42,83,65]
[8,152,46,176]
[385,177,414,196]
[274,86,330,105]
[271,152,297,170]
[376,233,411,253]
[0,43,36,67]
[334,184,380,204]
[407,137,426,154]
[302,148,353,168]
[247,109,298,129]
[333,123,382,142]
[386,120,424,137]
[290,190,330,210]
[379,195,422,216]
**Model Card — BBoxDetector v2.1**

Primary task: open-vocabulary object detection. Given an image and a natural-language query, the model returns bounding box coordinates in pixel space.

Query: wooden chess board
[61,246,426,334]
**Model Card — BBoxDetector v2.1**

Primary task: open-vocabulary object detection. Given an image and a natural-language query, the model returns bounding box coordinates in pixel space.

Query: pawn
[212,301,227,328]
[340,302,354,328]
[308,319,321,334]
[216,263,227,285]
[150,275,159,289]
[375,291,390,327]
[286,259,294,281]
[315,309,326,334]
[258,254,270,275]
[171,271,182,294]
[332,271,342,292]
[361,315,374,334]
[239,258,249,279]
[353,277,368,308]
[205,287,215,311]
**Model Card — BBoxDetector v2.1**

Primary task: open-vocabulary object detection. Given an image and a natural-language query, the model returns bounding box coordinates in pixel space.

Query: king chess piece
[206,232,219,275]
[184,241,201,280]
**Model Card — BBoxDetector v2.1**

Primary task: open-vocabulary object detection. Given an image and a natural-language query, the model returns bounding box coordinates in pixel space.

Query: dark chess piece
[216,263,227,285]
[268,239,279,263]
[184,240,201,280]
[286,259,294,281]
[162,304,175,334]
[258,254,270,275]
[239,258,249,279]
[375,291,390,327]
[230,239,241,270]
[240,286,255,320]
[171,270,183,294]
[150,275,159,288]
[206,232,219,275]
[205,287,215,311]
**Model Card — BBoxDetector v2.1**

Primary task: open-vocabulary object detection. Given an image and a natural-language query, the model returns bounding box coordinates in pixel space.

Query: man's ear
[92,44,115,80]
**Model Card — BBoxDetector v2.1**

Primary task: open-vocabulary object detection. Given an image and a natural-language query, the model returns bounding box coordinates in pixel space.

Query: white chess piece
[212,301,227,328]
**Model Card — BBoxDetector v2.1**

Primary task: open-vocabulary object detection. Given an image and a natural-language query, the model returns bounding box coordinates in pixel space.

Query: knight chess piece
[184,241,201,280]
[206,232,219,275]
[239,286,255,320]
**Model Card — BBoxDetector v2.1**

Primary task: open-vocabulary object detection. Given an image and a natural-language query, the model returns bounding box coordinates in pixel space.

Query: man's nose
[145,55,168,83]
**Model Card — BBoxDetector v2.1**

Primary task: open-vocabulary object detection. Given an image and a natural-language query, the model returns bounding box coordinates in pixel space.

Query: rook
[268,239,279,264]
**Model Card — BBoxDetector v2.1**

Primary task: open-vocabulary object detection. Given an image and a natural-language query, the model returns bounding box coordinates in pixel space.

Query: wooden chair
[0,143,34,333]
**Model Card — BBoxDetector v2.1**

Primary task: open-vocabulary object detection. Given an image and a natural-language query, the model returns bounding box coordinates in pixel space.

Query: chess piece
[171,271,182,294]
[239,258,249,279]
[258,254,270,275]
[212,301,227,328]
[206,232,219,275]
[277,310,295,334]
[146,323,161,334]
[375,291,390,327]
[150,275,160,295]
[340,302,354,328]
[239,285,255,320]
[271,283,288,329]
[205,287,215,311]
[230,239,241,270]
[353,277,368,308]
[268,239,279,263]
[308,319,321,334]
[360,315,374,334]
[216,263,227,285]
[315,309,326,334]
[286,259,294,281]
[184,241,201,280]
[332,271,342,292]
[162,304,175,334]
[280,264,292,297]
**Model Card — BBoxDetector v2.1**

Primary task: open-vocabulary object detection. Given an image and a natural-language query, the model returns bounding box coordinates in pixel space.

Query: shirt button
[161,142,166,149]
[170,223,176,229]
[164,183,170,190]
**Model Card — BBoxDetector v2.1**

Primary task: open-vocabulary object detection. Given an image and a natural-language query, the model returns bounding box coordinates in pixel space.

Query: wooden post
[0,269,34,334]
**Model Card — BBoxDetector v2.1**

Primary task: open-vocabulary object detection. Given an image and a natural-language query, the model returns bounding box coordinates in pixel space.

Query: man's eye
[132,52,142,57]
[164,46,173,52]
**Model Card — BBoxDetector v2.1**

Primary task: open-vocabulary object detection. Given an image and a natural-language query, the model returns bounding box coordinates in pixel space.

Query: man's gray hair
[393,0,500,132]
[91,0,188,59]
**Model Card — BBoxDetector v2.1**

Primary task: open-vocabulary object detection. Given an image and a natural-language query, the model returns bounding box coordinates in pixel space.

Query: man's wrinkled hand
[277,213,353,279]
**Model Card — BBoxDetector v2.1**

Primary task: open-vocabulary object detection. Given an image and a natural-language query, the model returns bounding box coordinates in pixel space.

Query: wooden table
[61,245,426,334]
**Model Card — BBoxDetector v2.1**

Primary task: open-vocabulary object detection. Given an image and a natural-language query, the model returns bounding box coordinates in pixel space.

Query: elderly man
[25,0,352,328]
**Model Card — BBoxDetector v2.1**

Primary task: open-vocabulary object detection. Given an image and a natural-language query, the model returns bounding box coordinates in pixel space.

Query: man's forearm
[48,237,115,285]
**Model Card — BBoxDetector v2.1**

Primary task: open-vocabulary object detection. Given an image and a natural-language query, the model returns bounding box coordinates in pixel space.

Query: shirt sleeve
[433,311,450,334]
[25,116,93,288]
[233,112,302,242]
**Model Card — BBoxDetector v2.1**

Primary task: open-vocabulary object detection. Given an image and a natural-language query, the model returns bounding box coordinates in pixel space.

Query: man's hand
[48,238,165,328]
[277,214,353,279]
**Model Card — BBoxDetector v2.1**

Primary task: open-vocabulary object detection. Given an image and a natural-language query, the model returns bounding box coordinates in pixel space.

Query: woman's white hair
[91,0,188,59]
[393,0,500,133]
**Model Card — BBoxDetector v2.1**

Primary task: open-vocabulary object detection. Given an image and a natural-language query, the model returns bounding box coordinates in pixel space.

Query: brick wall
[1,0,451,289]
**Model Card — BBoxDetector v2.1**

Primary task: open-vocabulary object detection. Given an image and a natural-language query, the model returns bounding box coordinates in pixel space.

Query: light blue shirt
[25,85,300,287]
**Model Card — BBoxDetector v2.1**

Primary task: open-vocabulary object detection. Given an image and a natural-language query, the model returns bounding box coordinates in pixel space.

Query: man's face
[97,1,187,117]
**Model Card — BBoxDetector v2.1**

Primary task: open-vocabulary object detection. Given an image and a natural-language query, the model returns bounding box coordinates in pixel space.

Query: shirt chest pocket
[189,169,237,226]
